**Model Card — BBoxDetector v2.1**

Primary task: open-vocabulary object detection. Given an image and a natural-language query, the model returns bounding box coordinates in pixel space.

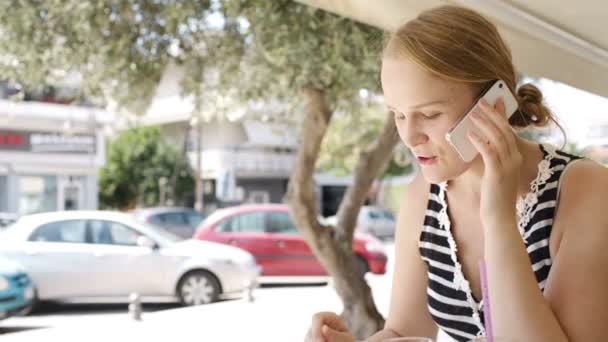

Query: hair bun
[511,83,550,128]
[517,83,543,105]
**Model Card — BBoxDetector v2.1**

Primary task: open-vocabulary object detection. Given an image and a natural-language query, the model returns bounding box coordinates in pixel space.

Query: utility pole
[193,116,204,212]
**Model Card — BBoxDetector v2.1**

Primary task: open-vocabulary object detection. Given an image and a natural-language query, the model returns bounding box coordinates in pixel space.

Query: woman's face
[381,56,479,183]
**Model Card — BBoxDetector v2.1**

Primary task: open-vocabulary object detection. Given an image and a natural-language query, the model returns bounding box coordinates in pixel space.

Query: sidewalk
[0,279,390,341]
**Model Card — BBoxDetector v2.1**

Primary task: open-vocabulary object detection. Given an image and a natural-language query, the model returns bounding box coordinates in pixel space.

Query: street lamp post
[193,116,204,212]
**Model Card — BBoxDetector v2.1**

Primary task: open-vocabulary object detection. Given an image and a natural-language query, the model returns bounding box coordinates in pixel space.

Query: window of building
[0,176,7,212]
[18,175,57,214]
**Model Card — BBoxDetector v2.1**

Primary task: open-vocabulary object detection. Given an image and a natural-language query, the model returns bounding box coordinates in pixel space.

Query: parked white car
[0,211,260,306]
[326,206,396,239]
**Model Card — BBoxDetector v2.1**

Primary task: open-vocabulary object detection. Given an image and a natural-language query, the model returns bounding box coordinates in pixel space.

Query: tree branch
[336,111,399,241]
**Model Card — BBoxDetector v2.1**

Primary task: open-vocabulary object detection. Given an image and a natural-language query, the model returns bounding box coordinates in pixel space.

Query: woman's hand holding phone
[467,97,522,226]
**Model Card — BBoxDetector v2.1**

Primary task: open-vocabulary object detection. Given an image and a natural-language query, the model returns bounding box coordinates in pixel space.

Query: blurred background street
[0,1,606,341]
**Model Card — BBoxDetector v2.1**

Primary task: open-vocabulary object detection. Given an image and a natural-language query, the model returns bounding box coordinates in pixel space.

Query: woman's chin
[419,163,468,184]
[420,169,450,184]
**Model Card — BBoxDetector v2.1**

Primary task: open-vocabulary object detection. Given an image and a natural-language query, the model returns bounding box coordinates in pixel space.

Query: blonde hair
[384,5,554,129]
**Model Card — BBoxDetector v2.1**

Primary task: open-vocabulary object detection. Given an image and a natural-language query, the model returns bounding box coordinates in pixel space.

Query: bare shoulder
[545,159,608,341]
[401,172,430,207]
[398,173,430,223]
[386,172,438,338]
[559,158,608,200]
[555,158,608,236]
[558,159,608,210]
[394,172,430,241]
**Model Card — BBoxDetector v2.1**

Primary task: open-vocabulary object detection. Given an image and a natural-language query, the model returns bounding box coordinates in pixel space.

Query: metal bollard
[128,292,142,321]
[244,280,256,303]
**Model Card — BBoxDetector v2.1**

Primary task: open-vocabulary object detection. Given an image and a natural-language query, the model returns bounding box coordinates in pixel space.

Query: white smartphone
[445,80,518,162]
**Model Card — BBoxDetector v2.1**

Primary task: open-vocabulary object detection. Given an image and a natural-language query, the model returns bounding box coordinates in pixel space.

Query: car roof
[3,210,179,245]
[18,210,133,223]
[133,207,202,216]
[202,203,288,226]
[11,211,143,234]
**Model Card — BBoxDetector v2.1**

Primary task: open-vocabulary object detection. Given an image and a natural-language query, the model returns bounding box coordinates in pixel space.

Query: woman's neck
[448,137,544,201]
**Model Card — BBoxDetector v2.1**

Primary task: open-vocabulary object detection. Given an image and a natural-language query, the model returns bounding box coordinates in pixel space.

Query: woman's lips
[416,156,437,165]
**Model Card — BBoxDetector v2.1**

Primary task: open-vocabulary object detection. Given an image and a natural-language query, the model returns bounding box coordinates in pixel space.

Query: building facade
[156,119,297,214]
[0,99,110,215]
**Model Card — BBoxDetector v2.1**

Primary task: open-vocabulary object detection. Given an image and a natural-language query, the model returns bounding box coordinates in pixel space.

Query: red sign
[0,133,25,146]
[0,130,95,153]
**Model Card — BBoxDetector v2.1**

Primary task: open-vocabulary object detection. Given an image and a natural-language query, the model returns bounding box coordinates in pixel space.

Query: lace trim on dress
[435,144,556,336]
[436,181,486,336]
[516,144,556,243]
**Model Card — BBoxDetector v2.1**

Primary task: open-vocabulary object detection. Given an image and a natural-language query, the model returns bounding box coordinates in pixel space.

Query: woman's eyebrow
[409,99,448,110]
[387,99,448,112]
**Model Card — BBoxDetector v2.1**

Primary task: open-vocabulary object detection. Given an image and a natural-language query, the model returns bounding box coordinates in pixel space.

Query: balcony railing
[189,148,297,177]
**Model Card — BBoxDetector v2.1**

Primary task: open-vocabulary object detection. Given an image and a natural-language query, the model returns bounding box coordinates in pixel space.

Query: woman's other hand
[306,311,356,342]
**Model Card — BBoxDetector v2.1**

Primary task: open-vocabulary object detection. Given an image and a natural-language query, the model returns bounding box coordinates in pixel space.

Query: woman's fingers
[310,312,349,342]
[469,110,508,163]
[478,98,517,153]
[322,325,355,342]
[468,128,500,169]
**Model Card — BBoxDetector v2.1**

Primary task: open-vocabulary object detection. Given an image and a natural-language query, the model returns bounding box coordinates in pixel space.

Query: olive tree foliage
[223,1,381,104]
[0,0,243,115]
[0,1,399,337]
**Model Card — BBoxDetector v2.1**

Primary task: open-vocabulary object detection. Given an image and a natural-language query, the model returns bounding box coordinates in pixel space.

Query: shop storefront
[0,101,109,215]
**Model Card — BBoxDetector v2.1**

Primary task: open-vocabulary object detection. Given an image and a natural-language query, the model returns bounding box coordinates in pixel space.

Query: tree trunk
[287,86,399,340]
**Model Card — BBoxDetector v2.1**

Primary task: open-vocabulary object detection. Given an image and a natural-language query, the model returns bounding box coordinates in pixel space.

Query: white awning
[296,0,608,98]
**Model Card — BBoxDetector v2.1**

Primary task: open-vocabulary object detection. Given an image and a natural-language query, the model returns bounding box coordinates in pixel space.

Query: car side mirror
[136,236,158,249]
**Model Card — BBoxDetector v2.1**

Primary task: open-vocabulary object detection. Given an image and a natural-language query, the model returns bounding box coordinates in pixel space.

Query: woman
[308,5,608,342]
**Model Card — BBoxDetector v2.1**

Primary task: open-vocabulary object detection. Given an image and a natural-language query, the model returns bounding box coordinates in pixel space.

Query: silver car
[132,207,205,240]
[325,206,396,239]
[0,211,260,306]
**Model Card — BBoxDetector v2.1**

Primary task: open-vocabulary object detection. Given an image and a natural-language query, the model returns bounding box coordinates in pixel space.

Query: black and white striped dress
[419,144,581,341]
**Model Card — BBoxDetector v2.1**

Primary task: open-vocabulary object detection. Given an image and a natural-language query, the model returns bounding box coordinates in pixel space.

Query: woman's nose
[398,118,428,148]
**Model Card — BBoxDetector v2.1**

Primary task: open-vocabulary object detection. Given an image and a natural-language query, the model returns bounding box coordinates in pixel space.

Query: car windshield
[383,210,395,221]
[184,212,205,227]
[136,221,183,244]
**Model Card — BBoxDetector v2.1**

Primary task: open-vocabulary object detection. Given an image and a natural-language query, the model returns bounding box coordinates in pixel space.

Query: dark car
[133,207,206,239]
[0,213,18,231]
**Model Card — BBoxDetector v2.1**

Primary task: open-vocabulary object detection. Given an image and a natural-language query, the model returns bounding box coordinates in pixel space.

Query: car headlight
[213,258,235,265]
[365,241,385,253]
[0,276,9,291]
[243,254,257,267]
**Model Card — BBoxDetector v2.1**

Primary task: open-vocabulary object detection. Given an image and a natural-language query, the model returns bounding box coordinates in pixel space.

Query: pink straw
[479,259,494,342]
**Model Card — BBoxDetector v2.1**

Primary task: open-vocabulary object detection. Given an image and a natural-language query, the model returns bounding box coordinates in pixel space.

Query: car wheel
[20,287,39,315]
[178,271,221,306]
[355,255,369,277]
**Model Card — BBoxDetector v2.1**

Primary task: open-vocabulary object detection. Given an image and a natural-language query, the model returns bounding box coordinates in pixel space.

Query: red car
[193,204,387,280]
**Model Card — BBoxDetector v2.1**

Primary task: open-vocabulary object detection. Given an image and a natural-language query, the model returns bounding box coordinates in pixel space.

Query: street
[0,243,396,341]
